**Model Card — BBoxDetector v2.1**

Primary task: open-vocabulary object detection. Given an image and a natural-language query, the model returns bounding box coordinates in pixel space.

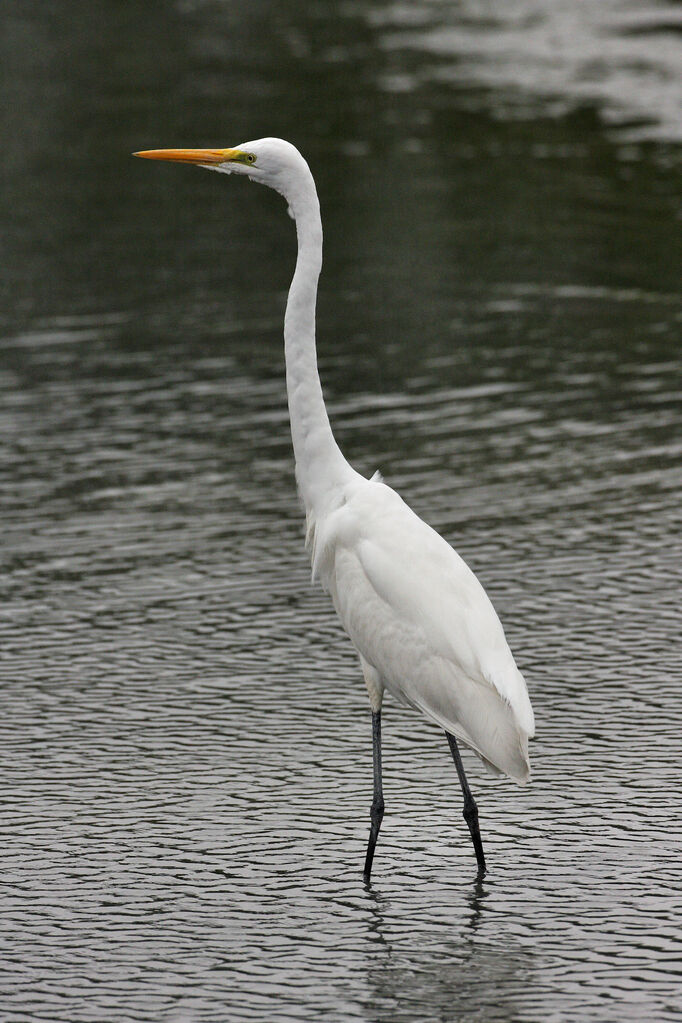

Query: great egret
[134,138,535,881]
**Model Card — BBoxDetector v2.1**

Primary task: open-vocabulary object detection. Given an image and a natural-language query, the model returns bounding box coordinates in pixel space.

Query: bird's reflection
[357,875,533,1023]
[362,880,393,956]
[467,873,488,932]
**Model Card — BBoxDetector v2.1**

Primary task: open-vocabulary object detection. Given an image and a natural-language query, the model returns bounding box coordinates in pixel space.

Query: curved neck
[283,167,354,512]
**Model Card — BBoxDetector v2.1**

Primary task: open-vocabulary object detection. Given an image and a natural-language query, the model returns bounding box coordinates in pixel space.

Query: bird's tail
[407,672,532,784]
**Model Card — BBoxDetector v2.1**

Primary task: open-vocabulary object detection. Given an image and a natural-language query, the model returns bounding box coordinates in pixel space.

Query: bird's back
[308,475,534,782]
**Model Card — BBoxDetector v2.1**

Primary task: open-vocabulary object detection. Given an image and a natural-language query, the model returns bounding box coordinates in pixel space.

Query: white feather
[141,136,536,817]
[319,478,534,781]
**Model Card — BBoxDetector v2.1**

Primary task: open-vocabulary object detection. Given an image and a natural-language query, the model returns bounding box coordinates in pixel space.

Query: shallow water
[1,1,681,1021]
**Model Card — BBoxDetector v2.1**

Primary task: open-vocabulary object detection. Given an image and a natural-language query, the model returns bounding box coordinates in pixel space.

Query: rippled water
[1,1,681,1021]
[372,0,682,141]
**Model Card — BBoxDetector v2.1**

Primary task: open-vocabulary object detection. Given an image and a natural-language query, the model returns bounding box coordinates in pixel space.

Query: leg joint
[463,796,478,824]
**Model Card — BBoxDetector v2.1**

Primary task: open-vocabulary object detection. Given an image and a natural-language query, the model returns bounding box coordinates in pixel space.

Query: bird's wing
[322,478,534,780]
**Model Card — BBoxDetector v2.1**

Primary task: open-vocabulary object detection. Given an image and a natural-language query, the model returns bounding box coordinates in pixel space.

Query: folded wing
[321,478,534,782]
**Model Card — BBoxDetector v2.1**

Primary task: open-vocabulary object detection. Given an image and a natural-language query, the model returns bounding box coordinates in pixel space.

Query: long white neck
[282,163,355,513]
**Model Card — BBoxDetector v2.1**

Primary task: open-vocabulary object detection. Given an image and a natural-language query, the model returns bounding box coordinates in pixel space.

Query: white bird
[135,138,535,881]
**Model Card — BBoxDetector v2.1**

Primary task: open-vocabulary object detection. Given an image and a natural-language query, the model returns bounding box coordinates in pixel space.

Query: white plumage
[309,472,534,782]
[135,136,535,878]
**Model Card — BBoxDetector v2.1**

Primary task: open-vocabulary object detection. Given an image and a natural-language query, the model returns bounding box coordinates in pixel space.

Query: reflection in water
[360,880,530,1022]
[363,885,395,954]
[1,0,681,1021]
[364,946,530,1023]
[467,875,488,933]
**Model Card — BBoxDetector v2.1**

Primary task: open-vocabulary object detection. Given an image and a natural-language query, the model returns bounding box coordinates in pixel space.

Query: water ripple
[1,1,681,1015]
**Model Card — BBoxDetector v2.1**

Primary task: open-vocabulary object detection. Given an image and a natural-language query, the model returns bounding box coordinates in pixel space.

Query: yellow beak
[133,148,243,165]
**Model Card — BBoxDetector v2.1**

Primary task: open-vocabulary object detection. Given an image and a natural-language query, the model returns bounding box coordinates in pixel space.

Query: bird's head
[134,137,309,199]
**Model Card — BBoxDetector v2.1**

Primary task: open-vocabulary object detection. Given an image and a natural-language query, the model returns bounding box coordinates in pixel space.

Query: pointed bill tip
[133,148,232,165]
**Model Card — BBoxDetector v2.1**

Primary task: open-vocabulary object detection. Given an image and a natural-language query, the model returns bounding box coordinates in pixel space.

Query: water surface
[1,1,681,1020]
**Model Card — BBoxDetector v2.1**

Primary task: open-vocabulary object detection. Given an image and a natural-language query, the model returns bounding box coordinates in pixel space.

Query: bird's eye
[246,153,256,164]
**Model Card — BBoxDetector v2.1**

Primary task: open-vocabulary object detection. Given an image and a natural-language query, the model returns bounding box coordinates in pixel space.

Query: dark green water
[1,2,681,1021]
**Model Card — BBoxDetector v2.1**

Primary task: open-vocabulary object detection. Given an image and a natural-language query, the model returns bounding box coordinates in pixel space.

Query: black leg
[363,710,384,883]
[445,732,487,877]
